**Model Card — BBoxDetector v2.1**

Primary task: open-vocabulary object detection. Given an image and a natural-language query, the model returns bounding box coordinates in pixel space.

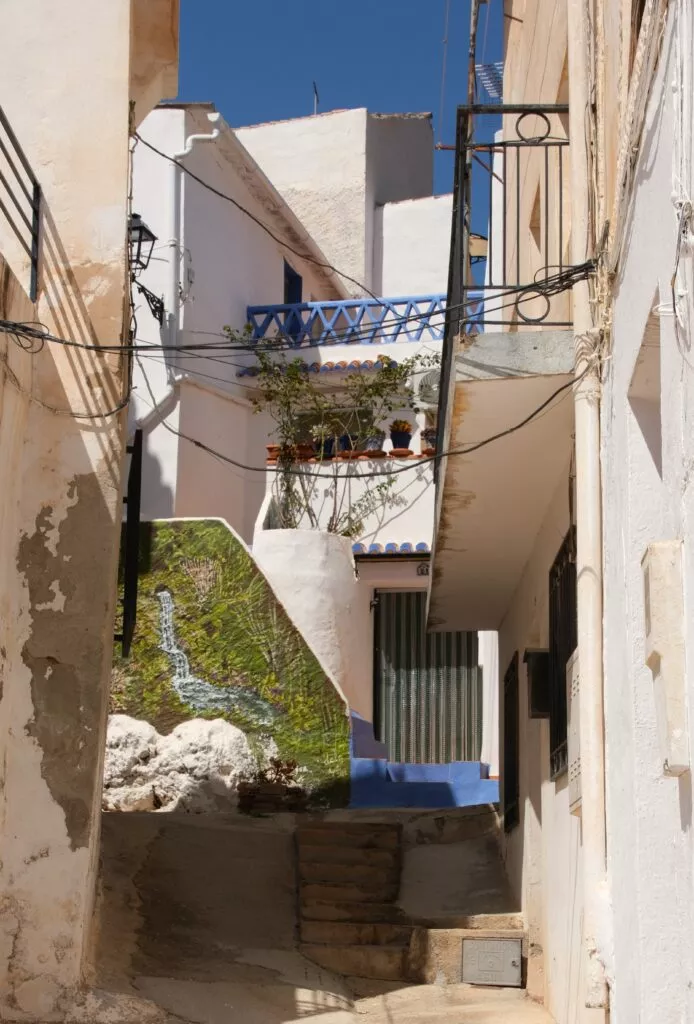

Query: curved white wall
[252,529,373,720]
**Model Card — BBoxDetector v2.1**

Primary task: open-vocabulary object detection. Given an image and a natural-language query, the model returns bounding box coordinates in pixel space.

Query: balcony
[429,102,588,633]
[247,294,483,348]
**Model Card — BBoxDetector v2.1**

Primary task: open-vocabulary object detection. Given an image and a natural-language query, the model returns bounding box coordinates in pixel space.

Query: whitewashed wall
[601,6,694,1021]
[131,104,340,540]
[375,194,453,296]
[237,109,434,295]
[498,469,599,1024]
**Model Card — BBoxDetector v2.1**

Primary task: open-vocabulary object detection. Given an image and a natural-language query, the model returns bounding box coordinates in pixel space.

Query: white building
[131,102,498,791]
[429,0,694,1018]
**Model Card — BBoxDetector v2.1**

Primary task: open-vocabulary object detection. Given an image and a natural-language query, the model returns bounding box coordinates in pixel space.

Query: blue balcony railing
[247,294,472,348]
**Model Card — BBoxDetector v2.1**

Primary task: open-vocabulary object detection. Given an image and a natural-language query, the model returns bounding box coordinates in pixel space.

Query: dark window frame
[503,651,520,833]
[548,526,577,779]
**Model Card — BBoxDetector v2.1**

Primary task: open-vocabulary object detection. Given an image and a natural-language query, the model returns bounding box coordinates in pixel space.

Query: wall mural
[111,519,350,807]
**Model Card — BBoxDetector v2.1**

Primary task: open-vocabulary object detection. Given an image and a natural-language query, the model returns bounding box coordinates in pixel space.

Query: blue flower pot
[316,436,335,458]
[339,434,358,451]
[390,430,412,449]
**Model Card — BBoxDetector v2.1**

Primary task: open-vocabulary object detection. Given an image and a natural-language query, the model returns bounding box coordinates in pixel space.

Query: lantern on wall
[128,213,157,274]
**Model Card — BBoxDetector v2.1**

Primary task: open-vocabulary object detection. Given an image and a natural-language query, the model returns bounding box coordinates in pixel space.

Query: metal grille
[373,590,482,763]
[548,527,577,778]
[503,652,520,832]
[0,105,41,301]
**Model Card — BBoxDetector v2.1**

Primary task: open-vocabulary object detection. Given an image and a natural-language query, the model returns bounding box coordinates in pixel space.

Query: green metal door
[373,590,482,763]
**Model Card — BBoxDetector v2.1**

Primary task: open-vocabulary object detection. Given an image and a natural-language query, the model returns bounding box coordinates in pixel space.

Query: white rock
[102,715,268,813]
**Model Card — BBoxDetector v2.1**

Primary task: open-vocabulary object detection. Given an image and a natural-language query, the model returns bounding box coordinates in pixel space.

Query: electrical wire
[133,351,590,482]
[134,131,380,300]
[3,262,594,360]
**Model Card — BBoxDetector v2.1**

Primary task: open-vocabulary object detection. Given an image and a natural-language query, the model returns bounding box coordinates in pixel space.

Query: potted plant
[237,757,306,814]
[421,426,437,456]
[390,419,413,451]
[363,429,386,458]
[311,425,335,460]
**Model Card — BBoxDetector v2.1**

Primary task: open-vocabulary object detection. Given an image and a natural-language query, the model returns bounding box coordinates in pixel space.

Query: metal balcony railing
[449,103,571,334]
[247,295,475,348]
[0,106,40,301]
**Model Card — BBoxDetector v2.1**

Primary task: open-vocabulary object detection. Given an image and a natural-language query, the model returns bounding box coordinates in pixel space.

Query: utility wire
[2,263,594,358]
[134,131,380,300]
[134,353,589,482]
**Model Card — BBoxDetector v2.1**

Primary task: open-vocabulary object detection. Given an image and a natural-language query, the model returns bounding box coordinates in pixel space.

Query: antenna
[313,81,320,116]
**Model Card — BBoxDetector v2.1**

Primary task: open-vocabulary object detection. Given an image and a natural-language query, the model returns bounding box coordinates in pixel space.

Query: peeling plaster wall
[0,2,178,1019]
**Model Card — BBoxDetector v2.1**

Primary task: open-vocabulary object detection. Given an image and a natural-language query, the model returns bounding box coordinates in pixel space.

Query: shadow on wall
[111,518,350,805]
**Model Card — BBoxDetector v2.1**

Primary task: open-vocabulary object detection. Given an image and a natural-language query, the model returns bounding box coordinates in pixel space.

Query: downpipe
[567,0,611,1008]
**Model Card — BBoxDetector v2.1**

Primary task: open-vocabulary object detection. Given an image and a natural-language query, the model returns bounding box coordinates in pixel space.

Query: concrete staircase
[297,821,413,984]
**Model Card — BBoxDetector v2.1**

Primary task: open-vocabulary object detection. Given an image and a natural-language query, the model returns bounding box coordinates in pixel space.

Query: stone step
[299,860,398,888]
[300,899,409,924]
[301,882,400,904]
[300,919,412,947]
[300,943,408,982]
[410,911,525,931]
[298,843,399,870]
[297,823,401,850]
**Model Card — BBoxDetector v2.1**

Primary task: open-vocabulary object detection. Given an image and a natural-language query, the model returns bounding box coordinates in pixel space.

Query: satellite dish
[418,369,441,407]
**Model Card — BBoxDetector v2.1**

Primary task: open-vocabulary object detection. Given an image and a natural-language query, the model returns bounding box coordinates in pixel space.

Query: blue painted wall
[349,713,499,809]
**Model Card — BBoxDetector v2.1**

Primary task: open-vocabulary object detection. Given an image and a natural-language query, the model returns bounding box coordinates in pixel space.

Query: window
[283,261,303,340]
[549,527,577,778]
[503,652,520,832]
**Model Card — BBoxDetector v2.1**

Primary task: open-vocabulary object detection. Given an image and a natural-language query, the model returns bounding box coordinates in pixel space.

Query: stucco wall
[0,2,177,1016]
[237,110,371,295]
[498,471,597,1024]
[237,109,435,296]
[375,194,452,296]
[601,8,694,1021]
[131,104,340,536]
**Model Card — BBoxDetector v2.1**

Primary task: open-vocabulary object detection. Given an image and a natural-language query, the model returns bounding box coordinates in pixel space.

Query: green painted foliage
[112,519,349,803]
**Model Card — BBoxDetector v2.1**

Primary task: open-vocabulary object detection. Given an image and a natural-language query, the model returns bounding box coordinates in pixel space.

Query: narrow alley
[0,0,693,1022]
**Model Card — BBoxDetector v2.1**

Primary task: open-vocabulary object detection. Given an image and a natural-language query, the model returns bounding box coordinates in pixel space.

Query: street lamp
[129,213,157,274]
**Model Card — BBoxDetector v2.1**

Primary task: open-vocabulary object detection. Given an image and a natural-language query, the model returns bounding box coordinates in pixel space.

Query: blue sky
[177,0,502,197]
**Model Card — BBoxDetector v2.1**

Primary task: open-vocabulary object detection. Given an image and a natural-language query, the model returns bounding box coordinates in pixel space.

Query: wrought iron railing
[247,295,467,347]
[0,106,41,301]
[438,103,573,481]
[452,103,571,333]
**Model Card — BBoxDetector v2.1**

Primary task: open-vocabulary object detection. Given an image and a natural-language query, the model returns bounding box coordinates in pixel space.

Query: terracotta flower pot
[266,444,280,462]
[364,449,387,459]
[390,447,413,458]
[422,446,436,457]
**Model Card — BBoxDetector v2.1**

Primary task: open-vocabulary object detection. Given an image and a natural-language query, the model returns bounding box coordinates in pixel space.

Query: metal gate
[373,590,482,763]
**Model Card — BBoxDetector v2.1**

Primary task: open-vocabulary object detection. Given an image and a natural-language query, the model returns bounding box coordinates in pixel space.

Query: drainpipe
[567,0,609,1010]
[168,111,221,347]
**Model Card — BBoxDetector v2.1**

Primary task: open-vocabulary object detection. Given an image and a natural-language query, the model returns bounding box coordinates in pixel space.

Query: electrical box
[462,938,522,987]
[642,541,688,776]
[566,650,582,815]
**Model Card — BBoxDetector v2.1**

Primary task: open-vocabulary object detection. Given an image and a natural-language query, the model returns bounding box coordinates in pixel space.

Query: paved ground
[296,984,555,1023]
[95,812,552,1024]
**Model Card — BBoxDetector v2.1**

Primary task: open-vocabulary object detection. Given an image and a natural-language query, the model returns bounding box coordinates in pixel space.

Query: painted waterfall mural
[111,518,350,805]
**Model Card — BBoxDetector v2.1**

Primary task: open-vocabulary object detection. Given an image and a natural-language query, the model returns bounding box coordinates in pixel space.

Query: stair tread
[298,844,399,867]
[300,919,412,946]
[300,900,408,924]
[301,882,400,903]
[300,943,407,982]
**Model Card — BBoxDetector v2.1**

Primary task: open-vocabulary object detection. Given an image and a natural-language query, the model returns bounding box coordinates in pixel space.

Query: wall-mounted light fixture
[129,213,157,273]
[129,213,164,324]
